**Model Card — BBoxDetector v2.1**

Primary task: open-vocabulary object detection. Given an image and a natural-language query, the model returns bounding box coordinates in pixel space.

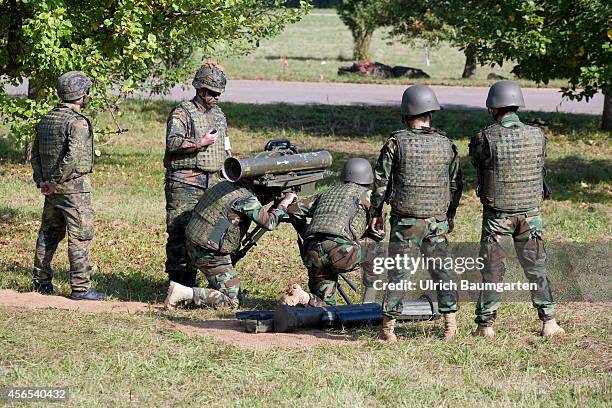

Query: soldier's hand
[40,182,56,196]
[199,128,218,147]
[279,192,298,208]
[447,218,455,234]
[369,216,384,235]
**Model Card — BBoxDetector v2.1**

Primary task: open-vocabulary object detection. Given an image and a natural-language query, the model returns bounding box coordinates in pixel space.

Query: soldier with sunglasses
[163,62,232,287]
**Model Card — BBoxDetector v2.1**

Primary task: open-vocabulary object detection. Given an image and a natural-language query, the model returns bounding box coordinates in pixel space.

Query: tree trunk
[602,92,612,131]
[352,29,373,61]
[27,78,41,102]
[462,45,477,79]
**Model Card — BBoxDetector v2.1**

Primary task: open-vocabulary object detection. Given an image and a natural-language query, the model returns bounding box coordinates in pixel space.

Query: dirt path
[0,290,357,350]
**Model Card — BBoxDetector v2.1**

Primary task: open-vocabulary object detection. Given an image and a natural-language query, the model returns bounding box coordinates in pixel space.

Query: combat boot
[540,319,565,337]
[379,316,397,344]
[69,289,106,301]
[34,282,55,295]
[471,323,495,337]
[164,281,194,310]
[442,312,457,340]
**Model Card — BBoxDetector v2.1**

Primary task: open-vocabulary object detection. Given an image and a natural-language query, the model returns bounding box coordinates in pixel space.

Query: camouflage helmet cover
[342,157,374,185]
[486,80,525,108]
[192,62,227,93]
[56,71,92,101]
[401,84,441,116]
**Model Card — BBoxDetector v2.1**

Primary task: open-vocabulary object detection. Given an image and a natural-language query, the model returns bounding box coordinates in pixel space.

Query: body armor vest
[390,130,454,218]
[164,101,228,172]
[480,124,545,211]
[186,181,252,254]
[305,183,369,242]
[36,105,93,180]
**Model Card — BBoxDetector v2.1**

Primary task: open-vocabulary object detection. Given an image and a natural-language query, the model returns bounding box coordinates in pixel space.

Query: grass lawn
[219,9,567,88]
[0,100,610,406]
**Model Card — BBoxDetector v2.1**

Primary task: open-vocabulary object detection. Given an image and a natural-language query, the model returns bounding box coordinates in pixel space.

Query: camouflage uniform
[164,96,229,286]
[470,114,555,325]
[288,183,372,305]
[30,103,95,292]
[371,127,463,315]
[185,181,287,308]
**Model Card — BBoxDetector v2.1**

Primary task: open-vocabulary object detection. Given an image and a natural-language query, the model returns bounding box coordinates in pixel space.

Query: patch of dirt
[0,289,156,314]
[0,290,358,349]
[168,319,357,350]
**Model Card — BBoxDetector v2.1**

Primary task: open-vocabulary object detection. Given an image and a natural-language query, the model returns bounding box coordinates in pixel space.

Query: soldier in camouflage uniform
[30,71,106,300]
[164,178,296,309]
[369,85,463,342]
[280,158,383,307]
[470,81,564,337]
[164,62,231,287]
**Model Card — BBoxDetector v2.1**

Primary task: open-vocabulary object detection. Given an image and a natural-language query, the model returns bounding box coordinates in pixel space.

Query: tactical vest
[480,124,545,211]
[36,105,93,180]
[305,183,369,242]
[185,181,252,254]
[390,129,454,218]
[164,101,228,172]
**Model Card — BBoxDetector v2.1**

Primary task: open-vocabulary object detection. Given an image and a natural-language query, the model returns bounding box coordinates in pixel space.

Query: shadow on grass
[547,156,612,203]
[0,136,24,164]
[120,100,604,143]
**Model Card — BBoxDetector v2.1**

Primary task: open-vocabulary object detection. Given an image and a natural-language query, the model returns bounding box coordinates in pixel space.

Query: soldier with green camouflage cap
[30,71,106,300]
[164,176,296,309]
[370,85,463,342]
[280,158,384,307]
[163,62,231,287]
[470,80,564,338]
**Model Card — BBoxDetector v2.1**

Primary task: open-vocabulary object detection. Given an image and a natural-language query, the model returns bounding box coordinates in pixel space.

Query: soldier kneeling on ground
[164,177,296,309]
[279,158,384,307]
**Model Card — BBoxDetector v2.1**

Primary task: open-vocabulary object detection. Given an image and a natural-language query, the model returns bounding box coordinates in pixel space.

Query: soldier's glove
[278,283,310,306]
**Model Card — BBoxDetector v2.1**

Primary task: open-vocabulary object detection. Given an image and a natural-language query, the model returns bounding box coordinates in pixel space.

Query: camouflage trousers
[165,180,206,286]
[384,215,458,316]
[302,237,362,305]
[33,193,94,291]
[475,208,555,325]
[186,241,240,308]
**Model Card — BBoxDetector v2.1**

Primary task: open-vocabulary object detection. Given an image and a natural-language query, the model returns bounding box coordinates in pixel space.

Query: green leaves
[0,0,309,147]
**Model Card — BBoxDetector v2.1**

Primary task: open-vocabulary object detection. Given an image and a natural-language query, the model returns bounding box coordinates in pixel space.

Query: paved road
[5,79,604,114]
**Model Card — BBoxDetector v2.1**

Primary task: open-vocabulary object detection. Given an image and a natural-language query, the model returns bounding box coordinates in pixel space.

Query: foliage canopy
[0,0,309,145]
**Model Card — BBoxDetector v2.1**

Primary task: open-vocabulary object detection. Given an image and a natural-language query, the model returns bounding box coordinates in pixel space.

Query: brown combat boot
[379,316,397,344]
[443,312,457,340]
[540,319,565,337]
[471,323,495,337]
[164,281,194,310]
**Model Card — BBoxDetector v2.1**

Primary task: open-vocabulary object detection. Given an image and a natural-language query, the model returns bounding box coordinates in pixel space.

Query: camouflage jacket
[31,103,93,194]
[469,114,548,215]
[371,127,463,219]
[165,96,227,188]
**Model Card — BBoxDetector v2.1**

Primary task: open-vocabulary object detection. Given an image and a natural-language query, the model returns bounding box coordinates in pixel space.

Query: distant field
[219,9,565,88]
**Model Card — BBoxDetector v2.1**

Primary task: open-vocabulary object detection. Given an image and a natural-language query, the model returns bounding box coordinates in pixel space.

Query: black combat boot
[34,282,55,295]
[69,289,107,301]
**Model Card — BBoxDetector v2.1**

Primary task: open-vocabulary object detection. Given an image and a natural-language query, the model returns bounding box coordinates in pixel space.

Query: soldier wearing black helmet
[163,62,232,287]
[369,85,463,342]
[30,71,106,300]
[470,81,564,338]
[280,158,384,307]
